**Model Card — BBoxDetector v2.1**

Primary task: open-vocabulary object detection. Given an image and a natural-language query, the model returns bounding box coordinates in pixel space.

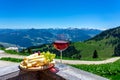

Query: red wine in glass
[53,40,69,63]
[53,40,69,51]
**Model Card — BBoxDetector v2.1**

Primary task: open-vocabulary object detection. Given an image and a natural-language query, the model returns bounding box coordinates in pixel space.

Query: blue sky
[0,0,120,29]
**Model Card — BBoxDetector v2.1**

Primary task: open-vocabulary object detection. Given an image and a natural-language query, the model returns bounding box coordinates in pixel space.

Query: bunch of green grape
[41,51,56,62]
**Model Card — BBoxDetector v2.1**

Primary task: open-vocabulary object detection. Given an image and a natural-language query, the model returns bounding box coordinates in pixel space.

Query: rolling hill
[73,26,120,59]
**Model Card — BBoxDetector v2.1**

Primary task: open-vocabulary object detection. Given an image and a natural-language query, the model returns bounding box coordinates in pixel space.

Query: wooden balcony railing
[0,63,108,80]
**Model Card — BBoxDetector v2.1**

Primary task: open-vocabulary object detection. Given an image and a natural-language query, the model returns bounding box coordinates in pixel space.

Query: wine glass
[53,34,69,63]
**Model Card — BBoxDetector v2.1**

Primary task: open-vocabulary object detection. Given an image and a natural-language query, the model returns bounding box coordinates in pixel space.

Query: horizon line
[0,27,107,30]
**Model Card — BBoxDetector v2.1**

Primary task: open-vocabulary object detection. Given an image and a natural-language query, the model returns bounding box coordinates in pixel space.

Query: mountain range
[0,28,101,47]
[1,26,120,59]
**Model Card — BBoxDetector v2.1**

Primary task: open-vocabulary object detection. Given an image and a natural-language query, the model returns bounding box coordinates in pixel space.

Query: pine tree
[93,50,98,58]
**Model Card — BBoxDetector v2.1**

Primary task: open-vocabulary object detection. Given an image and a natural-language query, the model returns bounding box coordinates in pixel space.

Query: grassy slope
[73,37,116,59]
[71,59,120,80]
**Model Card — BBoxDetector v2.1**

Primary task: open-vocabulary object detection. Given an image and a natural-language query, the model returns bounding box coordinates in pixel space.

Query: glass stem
[60,50,62,63]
